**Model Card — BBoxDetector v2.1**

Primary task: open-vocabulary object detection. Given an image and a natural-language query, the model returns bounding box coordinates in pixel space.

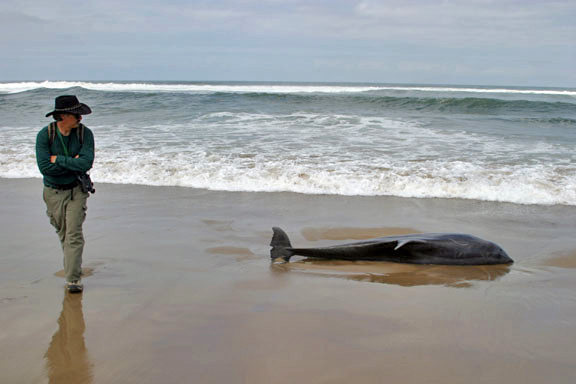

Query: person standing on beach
[36,95,95,293]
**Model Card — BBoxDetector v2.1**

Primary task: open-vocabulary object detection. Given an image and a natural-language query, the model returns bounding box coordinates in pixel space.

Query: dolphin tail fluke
[270,227,295,263]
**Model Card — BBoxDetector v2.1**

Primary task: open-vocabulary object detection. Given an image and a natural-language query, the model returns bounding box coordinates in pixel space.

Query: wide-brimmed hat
[45,95,92,117]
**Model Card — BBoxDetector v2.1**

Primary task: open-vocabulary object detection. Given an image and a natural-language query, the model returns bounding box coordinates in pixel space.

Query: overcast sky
[1,0,575,87]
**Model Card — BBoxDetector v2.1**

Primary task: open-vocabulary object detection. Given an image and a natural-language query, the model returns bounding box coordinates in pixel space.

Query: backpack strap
[77,123,85,145]
[47,122,57,146]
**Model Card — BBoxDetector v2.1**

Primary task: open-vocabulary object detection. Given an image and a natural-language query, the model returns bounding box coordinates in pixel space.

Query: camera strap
[56,129,70,157]
[54,129,76,199]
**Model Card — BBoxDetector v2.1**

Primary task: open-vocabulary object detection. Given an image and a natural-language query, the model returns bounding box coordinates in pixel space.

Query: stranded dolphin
[270,227,513,266]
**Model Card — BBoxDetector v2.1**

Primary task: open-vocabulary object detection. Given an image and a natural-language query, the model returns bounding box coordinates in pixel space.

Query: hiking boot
[66,280,83,293]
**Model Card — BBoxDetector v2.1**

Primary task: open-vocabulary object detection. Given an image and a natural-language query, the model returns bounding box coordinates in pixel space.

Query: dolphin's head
[472,239,513,265]
[424,234,514,265]
[493,246,514,264]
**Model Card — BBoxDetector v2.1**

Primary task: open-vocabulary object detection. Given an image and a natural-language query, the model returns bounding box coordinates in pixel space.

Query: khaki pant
[43,185,88,282]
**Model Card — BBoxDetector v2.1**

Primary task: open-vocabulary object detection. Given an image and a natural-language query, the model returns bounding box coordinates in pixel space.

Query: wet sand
[1,178,576,384]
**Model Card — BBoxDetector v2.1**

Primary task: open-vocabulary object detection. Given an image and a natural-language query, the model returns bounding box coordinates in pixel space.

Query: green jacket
[36,124,95,188]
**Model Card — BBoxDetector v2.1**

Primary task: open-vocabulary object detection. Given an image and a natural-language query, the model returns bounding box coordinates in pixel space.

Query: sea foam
[2,81,574,205]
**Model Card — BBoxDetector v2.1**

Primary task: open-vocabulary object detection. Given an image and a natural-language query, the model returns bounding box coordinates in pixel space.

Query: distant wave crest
[1,80,575,97]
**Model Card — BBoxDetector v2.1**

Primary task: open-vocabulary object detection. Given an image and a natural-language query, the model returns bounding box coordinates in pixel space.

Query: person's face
[60,113,81,127]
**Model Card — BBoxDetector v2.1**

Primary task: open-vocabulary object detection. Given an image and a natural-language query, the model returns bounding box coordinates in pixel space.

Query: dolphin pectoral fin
[393,239,426,251]
[394,239,410,250]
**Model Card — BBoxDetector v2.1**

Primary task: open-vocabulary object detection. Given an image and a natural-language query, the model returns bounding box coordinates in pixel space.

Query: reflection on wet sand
[44,293,93,384]
[207,246,257,261]
[542,250,576,269]
[54,267,95,279]
[272,260,511,288]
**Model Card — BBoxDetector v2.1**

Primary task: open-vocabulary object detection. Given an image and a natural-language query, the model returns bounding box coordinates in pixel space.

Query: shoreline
[1,177,576,383]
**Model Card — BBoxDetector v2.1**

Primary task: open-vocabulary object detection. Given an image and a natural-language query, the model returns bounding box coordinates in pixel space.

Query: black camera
[77,173,95,194]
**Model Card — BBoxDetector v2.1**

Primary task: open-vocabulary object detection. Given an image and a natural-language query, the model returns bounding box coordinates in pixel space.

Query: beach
[1,177,575,384]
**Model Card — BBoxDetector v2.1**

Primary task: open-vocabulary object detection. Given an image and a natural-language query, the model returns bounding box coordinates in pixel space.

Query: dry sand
[1,178,575,384]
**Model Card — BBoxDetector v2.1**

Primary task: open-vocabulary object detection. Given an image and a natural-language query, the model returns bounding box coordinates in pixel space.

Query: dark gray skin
[270,227,513,266]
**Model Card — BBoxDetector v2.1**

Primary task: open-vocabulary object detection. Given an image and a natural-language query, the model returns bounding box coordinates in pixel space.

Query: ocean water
[1,81,575,205]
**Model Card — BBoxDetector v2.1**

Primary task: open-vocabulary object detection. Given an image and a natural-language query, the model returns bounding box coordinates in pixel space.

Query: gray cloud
[1,0,574,86]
